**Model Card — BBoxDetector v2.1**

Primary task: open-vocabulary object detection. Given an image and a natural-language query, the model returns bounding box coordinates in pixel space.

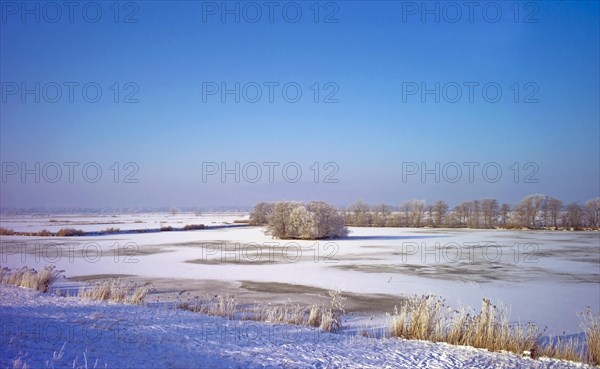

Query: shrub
[56,228,85,237]
[182,224,206,230]
[159,226,173,232]
[37,229,52,236]
[104,227,120,233]
[0,227,15,235]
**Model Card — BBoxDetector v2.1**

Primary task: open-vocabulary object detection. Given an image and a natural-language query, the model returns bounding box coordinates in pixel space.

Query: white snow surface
[0,286,590,369]
[2,215,599,335]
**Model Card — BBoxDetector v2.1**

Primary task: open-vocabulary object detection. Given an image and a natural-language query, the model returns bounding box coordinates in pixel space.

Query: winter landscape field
[1,211,599,368]
[2,0,600,368]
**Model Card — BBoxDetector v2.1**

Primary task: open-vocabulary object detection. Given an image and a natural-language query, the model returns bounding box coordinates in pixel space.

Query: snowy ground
[1,213,599,336]
[0,285,591,369]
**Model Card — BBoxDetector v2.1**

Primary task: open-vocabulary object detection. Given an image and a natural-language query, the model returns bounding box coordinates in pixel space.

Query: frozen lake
[1,212,598,335]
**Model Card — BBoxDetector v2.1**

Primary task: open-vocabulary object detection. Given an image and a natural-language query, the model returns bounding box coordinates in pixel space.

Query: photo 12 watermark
[1,82,140,103]
[200,1,339,24]
[201,82,339,103]
[401,162,539,184]
[1,162,140,184]
[401,82,539,103]
[201,162,339,184]
[398,241,539,264]
[197,241,339,264]
[1,1,140,24]
[399,1,539,24]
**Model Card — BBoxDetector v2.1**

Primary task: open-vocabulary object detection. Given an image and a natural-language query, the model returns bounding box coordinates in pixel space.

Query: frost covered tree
[308,201,348,238]
[288,205,315,239]
[266,201,299,238]
[480,199,499,228]
[584,197,600,228]
[431,200,449,227]
[347,201,371,226]
[543,197,563,229]
[401,200,426,227]
[562,202,584,229]
[372,204,391,227]
[499,203,511,227]
[249,202,274,225]
[514,194,545,228]
[264,201,348,239]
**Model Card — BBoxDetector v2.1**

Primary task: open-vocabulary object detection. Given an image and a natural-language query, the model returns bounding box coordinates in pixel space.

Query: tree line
[250,195,600,235]
[344,195,599,230]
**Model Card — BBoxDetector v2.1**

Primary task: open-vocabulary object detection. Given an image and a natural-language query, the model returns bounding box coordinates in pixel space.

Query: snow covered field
[1,212,599,340]
[0,286,591,369]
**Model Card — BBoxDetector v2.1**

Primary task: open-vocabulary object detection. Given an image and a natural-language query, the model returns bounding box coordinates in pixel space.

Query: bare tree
[401,200,426,227]
[431,200,449,227]
[169,207,179,217]
[480,199,499,228]
[499,203,511,227]
[514,194,545,228]
[562,202,584,229]
[544,197,563,229]
[372,204,391,227]
[454,202,469,227]
[348,201,371,227]
[584,197,600,228]
[469,200,481,228]
[250,202,274,225]
[194,208,202,217]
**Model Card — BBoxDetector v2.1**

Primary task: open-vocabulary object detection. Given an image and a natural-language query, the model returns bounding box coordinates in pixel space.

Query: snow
[1,213,599,336]
[0,285,590,369]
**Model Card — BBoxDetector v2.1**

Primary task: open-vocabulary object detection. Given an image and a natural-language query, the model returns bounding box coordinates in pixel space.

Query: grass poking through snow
[78,279,149,305]
[178,289,346,332]
[0,266,63,292]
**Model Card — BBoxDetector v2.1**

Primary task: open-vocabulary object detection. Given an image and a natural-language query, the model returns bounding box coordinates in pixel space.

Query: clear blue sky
[1,1,598,209]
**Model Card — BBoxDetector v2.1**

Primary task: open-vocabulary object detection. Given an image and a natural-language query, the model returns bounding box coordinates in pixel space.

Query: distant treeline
[251,195,600,231]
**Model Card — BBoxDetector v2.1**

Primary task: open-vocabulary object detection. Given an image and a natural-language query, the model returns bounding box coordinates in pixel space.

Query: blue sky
[1,1,599,208]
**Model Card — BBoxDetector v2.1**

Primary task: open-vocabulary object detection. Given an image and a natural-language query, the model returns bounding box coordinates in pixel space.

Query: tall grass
[581,307,600,365]
[389,296,600,365]
[179,290,346,332]
[177,294,238,318]
[319,290,346,332]
[78,279,148,305]
[0,266,63,292]
[250,301,307,325]
[390,296,537,355]
[537,336,582,362]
